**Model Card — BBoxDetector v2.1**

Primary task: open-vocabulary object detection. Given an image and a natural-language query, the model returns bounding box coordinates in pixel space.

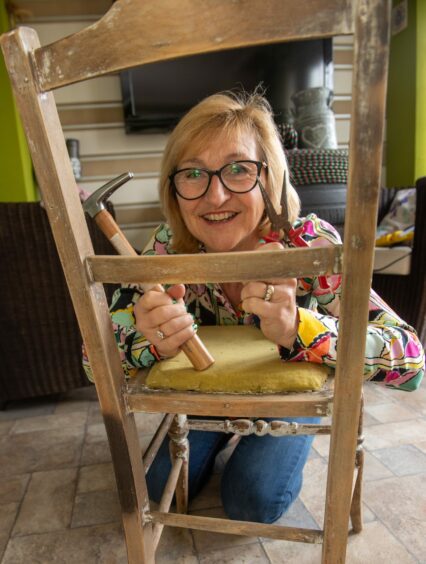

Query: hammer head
[83,172,134,218]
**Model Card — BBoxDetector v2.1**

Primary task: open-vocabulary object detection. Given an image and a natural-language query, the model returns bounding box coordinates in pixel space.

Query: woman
[84,91,424,524]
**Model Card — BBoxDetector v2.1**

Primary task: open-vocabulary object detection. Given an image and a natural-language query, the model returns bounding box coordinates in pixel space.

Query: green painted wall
[387,0,425,185]
[415,0,426,178]
[0,1,37,201]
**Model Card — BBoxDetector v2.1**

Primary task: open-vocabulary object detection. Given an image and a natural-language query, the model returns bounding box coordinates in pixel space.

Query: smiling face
[175,130,266,253]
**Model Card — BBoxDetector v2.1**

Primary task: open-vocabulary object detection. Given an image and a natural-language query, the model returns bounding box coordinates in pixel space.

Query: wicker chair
[0,201,117,404]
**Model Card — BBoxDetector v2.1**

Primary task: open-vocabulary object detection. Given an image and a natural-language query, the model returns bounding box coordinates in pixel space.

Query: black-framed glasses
[169,160,267,200]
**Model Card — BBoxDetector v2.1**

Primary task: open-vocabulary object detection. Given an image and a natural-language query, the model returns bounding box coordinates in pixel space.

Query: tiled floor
[0,381,425,563]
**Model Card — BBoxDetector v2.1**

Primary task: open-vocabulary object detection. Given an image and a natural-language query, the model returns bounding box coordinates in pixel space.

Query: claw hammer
[83,172,214,371]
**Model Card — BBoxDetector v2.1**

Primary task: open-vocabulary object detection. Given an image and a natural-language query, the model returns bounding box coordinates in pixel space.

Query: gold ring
[263,284,274,302]
[156,329,165,340]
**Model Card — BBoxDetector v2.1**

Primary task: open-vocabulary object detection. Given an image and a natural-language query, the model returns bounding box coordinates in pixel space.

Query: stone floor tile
[10,411,87,436]
[262,537,322,563]
[85,422,108,443]
[0,397,57,421]
[265,498,319,535]
[365,402,418,424]
[0,420,14,436]
[362,383,396,405]
[71,490,122,527]
[87,402,104,425]
[372,444,426,476]
[345,520,418,563]
[199,542,269,563]
[54,400,90,415]
[157,554,199,564]
[262,520,417,564]
[134,412,167,436]
[12,468,77,536]
[80,438,112,465]
[364,419,426,450]
[77,462,117,493]
[361,410,382,427]
[156,525,197,561]
[299,458,376,528]
[190,507,258,553]
[0,428,83,478]
[395,392,426,417]
[189,473,222,511]
[81,432,151,466]
[364,473,426,561]
[0,502,19,560]
[312,434,330,458]
[298,458,327,527]
[413,439,426,454]
[362,451,394,482]
[0,474,30,504]
[2,522,127,564]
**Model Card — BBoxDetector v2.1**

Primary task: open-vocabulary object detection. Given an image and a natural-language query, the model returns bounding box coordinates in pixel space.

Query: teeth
[203,212,236,222]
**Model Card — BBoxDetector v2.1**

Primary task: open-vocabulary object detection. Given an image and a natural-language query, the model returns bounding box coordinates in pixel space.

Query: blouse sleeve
[279,214,425,392]
[82,224,174,382]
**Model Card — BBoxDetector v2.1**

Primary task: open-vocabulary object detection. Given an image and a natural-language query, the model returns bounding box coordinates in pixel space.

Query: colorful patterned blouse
[83,214,424,391]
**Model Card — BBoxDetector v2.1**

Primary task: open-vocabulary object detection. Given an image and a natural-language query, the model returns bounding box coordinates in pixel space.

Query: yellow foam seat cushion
[146,326,329,393]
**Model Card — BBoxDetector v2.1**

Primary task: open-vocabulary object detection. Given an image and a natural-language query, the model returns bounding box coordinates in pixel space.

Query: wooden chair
[0,1,390,562]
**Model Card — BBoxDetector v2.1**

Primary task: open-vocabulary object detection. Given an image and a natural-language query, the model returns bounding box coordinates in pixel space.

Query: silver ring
[156,330,165,340]
[263,284,274,302]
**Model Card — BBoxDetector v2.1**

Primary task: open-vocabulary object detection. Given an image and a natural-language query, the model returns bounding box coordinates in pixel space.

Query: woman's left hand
[240,241,299,349]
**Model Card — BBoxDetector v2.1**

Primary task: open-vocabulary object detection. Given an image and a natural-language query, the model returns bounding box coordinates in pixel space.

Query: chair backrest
[0,1,391,560]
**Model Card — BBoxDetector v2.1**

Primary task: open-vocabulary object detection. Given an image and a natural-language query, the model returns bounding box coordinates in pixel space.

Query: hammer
[84,172,214,371]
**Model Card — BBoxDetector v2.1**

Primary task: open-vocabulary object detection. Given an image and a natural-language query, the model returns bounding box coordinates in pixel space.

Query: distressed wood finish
[168,415,190,515]
[0,28,154,563]
[1,0,391,561]
[186,418,332,436]
[87,246,343,285]
[150,512,323,544]
[124,387,334,418]
[151,457,183,551]
[322,2,391,562]
[31,0,354,92]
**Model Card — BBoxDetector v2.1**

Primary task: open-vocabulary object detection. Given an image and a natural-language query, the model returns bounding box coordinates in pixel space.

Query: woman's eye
[186,169,202,179]
[229,164,245,175]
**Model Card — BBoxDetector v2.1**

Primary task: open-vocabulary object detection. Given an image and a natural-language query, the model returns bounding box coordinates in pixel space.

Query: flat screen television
[120,39,332,133]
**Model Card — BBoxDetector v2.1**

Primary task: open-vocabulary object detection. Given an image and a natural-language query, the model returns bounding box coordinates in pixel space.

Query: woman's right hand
[133,284,196,358]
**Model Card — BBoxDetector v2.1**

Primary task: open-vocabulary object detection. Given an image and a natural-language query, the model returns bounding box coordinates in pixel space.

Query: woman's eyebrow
[180,153,250,167]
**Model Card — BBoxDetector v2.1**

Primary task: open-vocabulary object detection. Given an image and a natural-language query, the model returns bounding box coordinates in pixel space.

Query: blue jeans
[146,416,320,524]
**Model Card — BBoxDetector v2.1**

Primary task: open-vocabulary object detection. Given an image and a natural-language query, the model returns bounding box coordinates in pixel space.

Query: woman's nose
[204,174,231,205]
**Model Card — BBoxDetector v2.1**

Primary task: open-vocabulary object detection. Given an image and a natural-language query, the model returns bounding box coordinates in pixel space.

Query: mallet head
[83,172,134,218]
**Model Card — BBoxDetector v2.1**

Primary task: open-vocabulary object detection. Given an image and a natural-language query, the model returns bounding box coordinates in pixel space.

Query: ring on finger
[263,284,275,302]
[156,329,165,340]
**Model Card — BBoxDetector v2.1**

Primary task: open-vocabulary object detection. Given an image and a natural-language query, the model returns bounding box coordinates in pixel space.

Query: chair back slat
[32,0,354,91]
[87,246,343,285]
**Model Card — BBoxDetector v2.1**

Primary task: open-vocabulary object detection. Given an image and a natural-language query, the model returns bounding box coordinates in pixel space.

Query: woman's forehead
[179,126,259,163]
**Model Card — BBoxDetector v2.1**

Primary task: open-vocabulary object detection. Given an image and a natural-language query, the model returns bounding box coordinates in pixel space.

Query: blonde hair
[159,90,300,253]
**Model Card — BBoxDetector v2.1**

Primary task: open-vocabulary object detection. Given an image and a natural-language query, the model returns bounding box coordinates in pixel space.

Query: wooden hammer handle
[94,209,214,370]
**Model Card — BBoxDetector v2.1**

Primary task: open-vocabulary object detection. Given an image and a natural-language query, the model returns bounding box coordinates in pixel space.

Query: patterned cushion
[146,326,330,393]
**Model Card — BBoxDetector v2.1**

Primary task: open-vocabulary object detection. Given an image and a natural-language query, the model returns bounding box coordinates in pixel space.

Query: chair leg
[168,414,189,514]
[350,395,364,533]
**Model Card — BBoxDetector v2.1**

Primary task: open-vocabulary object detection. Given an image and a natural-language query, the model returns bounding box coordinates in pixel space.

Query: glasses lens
[174,168,209,199]
[221,161,259,192]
